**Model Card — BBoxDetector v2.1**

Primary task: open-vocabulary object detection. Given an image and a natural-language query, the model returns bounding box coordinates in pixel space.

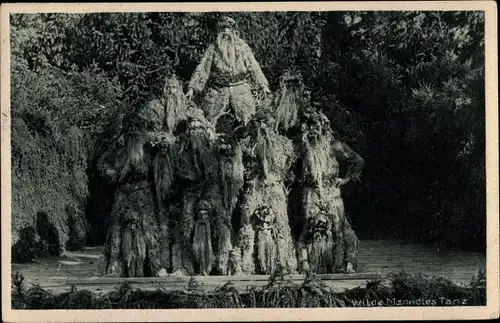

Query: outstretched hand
[333,177,350,188]
[105,169,116,180]
[185,88,194,101]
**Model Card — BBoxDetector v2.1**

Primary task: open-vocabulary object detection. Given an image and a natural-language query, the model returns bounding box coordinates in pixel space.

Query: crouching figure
[298,208,360,274]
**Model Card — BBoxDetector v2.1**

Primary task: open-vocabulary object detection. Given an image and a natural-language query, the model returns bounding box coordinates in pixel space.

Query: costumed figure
[185,16,271,126]
[145,74,187,134]
[232,113,298,275]
[149,130,177,274]
[142,87,180,274]
[192,200,216,275]
[96,109,161,277]
[214,125,245,274]
[263,69,310,137]
[171,108,218,275]
[297,111,363,274]
[253,205,279,274]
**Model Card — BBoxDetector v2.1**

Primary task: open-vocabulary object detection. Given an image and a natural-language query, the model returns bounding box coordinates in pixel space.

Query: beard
[152,147,175,204]
[304,134,330,189]
[121,222,147,277]
[256,229,277,274]
[220,144,244,211]
[307,229,334,274]
[181,127,214,175]
[250,128,277,178]
[275,87,301,132]
[192,219,213,274]
[216,31,237,71]
[115,134,147,182]
[164,92,185,133]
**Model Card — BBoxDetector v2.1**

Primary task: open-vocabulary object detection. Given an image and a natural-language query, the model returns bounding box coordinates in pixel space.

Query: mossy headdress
[217,16,238,31]
[279,69,304,87]
[197,200,213,213]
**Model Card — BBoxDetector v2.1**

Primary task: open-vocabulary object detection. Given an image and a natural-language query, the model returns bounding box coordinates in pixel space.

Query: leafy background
[10,11,486,257]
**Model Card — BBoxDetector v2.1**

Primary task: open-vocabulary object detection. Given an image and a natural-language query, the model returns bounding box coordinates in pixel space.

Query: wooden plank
[34,279,373,295]
[64,273,381,286]
[10,239,486,296]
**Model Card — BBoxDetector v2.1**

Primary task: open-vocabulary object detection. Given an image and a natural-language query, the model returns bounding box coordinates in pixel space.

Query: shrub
[11,270,486,309]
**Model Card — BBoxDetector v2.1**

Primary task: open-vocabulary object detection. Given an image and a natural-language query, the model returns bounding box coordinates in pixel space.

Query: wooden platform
[11,240,486,294]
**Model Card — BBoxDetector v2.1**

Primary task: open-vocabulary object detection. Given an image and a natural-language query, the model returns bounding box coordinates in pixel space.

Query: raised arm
[331,138,364,182]
[242,43,270,91]
[188,44,215,94]
[96,146,118,184]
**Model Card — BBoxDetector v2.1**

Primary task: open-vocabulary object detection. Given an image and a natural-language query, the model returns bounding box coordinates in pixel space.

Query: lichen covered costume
[298,113,363,273]
[187,18,269,126]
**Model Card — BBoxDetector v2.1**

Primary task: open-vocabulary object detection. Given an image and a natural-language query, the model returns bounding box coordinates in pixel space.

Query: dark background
[10,11,486,256]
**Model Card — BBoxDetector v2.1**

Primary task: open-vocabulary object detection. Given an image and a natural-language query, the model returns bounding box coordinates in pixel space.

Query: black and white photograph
[1,1,498,322]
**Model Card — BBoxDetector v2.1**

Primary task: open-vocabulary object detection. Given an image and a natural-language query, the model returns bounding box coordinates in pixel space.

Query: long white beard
[164,93,184,133]
[307,230,334,274]
[256,229,277,274]
[193,220,213,274]
[305,138,330,190]
[216,32,237,71]
[275,88,300,132]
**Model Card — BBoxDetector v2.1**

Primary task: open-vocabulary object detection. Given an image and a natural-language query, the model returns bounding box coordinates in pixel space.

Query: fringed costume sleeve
[96,148,117,184]
[242,43,269,90]
[188,44,215,93]
[331,139,364,181]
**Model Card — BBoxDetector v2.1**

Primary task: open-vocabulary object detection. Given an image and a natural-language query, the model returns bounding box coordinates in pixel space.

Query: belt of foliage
[11,270,486,309]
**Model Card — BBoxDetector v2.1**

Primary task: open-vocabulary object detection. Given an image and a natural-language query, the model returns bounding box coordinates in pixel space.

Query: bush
[11,270,486,309]
[11,58,122,258]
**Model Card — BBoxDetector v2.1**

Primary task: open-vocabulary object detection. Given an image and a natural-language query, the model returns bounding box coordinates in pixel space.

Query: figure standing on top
[185,16,271,127]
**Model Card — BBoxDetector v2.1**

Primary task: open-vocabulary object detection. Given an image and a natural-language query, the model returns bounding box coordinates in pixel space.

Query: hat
[186,108,205,122]
[164,74,180,87]
[253,205,275,222]
[280,69,303,86]
[197,200,212,212]
[217,16,238,30]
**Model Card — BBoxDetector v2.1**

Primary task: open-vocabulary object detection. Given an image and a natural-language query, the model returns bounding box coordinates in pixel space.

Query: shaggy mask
[247,115,277,178]
[162,76,185,133]
[273,70,306,133]
[215,17,241,72]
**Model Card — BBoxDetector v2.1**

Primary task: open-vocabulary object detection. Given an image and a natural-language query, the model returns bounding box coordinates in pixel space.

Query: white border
[1,2,498,322]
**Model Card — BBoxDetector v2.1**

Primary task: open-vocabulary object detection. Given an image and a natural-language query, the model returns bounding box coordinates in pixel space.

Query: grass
[11,269,486,309]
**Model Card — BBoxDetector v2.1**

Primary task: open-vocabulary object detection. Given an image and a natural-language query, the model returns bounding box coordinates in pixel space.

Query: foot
[334,265,345,273]
[232,265,243,276]
[157,268,168,277]
[300,261,310,274]
[346,262,356,274]
[170,267,188,276]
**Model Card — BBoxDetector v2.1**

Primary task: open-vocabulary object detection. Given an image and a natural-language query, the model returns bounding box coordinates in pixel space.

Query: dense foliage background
[10,11,486,256]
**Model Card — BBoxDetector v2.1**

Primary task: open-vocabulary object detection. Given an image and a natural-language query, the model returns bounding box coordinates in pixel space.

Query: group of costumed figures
[96,16,364,277]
